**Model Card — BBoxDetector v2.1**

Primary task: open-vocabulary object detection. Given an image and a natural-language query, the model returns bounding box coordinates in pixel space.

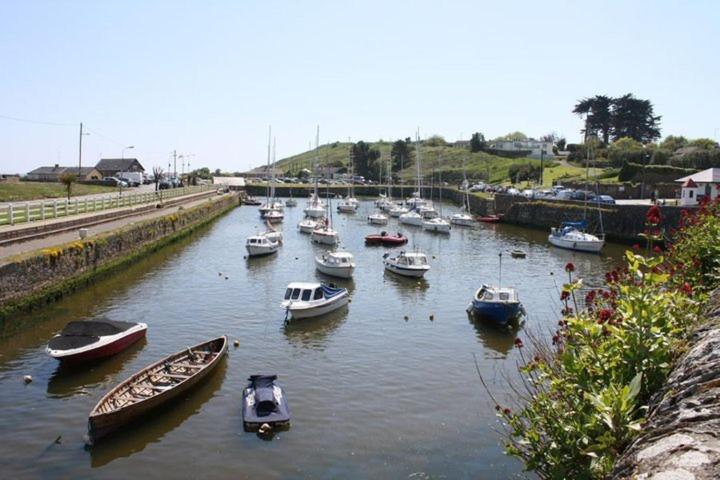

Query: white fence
[0,185,211,227]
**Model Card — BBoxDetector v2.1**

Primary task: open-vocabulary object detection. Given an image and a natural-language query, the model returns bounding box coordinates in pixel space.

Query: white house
[491,140,553,159]
[676,168,720,206]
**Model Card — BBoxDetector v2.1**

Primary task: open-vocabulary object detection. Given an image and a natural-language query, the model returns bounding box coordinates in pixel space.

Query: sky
[1,0,718,174]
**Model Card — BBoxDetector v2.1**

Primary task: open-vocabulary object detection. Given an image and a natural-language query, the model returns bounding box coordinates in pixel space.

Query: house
[676,168,720,206]
[26,165,102,182]
[95,158,145,178]
[0,174,20,183]
[490,140,554,159]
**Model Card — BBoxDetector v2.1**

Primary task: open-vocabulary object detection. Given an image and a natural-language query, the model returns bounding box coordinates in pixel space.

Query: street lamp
[121,145,135,159]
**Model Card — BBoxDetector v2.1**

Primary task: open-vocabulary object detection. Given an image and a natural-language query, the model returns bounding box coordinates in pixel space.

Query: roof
[27,166,97,175]
[95,158,144,172]
[676,168,720,184]
[213,176,246,186]
[683,178,698,188]
[328,251,354,259]
[286,282,321,289]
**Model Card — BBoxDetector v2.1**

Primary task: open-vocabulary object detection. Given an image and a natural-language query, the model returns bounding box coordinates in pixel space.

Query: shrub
[489,201,720,479]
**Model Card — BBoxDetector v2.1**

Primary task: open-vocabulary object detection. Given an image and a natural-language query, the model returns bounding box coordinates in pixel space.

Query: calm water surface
[0,200,625,479]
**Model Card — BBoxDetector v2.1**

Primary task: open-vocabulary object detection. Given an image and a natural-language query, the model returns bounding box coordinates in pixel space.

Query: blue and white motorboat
[242,375,291,431]
[281,282,349,320]
[469,284,524,327]
[549,220,604,253]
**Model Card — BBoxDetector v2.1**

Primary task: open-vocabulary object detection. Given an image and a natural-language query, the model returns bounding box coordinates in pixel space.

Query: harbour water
[0,200,626,479]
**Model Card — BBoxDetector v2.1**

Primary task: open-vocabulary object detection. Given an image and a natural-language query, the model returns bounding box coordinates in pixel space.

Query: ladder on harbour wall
[0,185,211,227]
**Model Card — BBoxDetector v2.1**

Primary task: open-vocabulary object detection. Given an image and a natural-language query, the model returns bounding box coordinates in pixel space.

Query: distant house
[26,165,102,182]
[676,168,720,206]
[0,174,20,183]
[490,140,554,160]
[95,158,145,178]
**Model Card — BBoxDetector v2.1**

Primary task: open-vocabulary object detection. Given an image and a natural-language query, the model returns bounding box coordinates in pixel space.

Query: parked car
[103,176,129,187]
[521,189,535,199]
[159,180,172,190]
[117,171,142,187]
[569,190,596,201]
[592,195,616,205]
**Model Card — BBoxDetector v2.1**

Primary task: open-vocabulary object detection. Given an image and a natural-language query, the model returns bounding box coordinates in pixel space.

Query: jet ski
[242,375,291,431]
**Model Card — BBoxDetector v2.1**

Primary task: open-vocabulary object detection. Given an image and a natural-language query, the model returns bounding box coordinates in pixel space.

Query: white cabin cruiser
[265,209,284,223]
[368,212,388,225]
[419,205,438,219]
[259,201,284,218]
[282,282,349,320]
[337,198,358,213]
[311,219,339,246]
[315,251,355,279]
[450,211,474,226]
[383,251,430,278]
[422,217,451,233]
[399,211,423,226]
[389,205,410,217]
[246,233,280,257]
[548,221,604,253]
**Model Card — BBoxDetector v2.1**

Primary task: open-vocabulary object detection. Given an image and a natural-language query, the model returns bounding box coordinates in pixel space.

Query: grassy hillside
[273,141,599,187]
[0,182,116,202]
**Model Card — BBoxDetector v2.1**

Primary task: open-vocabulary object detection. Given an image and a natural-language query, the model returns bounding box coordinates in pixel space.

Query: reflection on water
[0,200,627,478]
[467,312,515,357]
[47,338,147,398]
[89,359,227,468]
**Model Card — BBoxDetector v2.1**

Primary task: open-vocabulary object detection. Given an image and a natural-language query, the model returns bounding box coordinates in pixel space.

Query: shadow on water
[382,270,430,294]
[46,338,148,398]
[88,358,228,468]
[467,312,515,357]
[283,306,348,350]
[244,252,278,271]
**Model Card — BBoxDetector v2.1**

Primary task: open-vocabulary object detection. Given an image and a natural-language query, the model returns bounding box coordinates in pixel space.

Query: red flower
[653,246,663,254]
[598,308,614,323]
[560,290,570,301]
[552,334,560,345]
[646,205,662,225]
[565,262,575,273]
[562,307,574,316]
[514,338,524,348]
[495,405,501,411]
[585,290,596,305]
[632,243,641,251]
[681,282,693,296]
[503,407,512,415]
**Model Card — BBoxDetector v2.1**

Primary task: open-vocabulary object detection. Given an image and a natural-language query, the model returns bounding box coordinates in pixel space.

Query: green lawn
[0,182,116,202]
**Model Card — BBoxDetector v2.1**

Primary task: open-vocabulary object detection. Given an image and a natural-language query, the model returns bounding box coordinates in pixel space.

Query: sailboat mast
[271,137,277,202]
[266,125,272,203]
[415,129,422,199]
[314,125,320,202]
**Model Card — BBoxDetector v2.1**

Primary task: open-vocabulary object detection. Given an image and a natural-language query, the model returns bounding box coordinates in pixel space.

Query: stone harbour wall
[0,193,239,320]
[611,290,720,479]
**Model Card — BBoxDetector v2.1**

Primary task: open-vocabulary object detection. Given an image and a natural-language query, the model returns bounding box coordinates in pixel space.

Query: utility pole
[78,122,83,176]
[173,150,177,178]
[540,147,544,186]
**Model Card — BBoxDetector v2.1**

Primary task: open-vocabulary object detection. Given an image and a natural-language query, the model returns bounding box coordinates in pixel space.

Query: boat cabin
[321,252,354,266]
[476,285,519,303]
[246,235,274,246]
[284,283,327,302]
[396,252,428,266]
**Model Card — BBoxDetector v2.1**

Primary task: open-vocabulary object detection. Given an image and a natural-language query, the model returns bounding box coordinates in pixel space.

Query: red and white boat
[365,231,409,246]
[477,214,503,223]
[46,320,147,363]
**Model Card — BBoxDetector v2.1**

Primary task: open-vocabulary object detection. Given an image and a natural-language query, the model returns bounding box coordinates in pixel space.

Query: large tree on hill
[469,132,486,152]
[610,93,661,143]
[351,141,381,179]
[573,95,613,145]
[390,137,412,172]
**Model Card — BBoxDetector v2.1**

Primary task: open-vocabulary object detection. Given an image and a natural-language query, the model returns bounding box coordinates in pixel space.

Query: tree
[494,131,528,142]
[688,138,719,150]
[556,138,567,151]
[469,132,486,152]
[573,95,613,145]
[390,137,412,172]
[351,141,381,179]
[424,135,447,147]
[153,166,164,191]
[192,167,212,180]
[660,135,688,152]
[610,93,661,143]
[58,172,76,200]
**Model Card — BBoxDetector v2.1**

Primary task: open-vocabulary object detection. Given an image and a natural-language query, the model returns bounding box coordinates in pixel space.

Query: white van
[117,171,142,187]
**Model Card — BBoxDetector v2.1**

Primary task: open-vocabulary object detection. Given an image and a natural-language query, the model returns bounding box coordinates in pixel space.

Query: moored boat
[87,336,228,442]
[246,233,280,256]
[510,249,526,258]
[383,251,430,278]
[315,251,355,279]
[298,217,319,234]
[46,320,147,364]
[477,214,502,223]
[422,217,451,233]
[242,375,291,432]
[368,212,388,225]
[265,209,284,223]
[399,211,423,226]
[281,282,349,320]
[450,212,474,226]
[548,221,604,253]
[365,231,408,246]
[469,285,524,328]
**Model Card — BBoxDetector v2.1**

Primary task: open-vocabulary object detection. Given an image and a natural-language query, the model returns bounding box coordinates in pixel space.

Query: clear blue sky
[1,0,718,174]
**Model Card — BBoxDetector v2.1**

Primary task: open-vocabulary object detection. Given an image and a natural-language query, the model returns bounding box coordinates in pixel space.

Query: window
[301,289,312,301]
[483,292,494,300]
[499,292,510,301]
[689,191,694,198]
[313,288,323,300]
[284,288,292,300]
[291,288,301,300]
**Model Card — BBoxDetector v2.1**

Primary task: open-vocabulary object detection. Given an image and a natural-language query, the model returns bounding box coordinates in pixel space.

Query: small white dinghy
[383,251,430,278]
[315,251,355,279]
[423,217,451,233]
[368,212,388,225]
[282,282,349,320]
[246,233,280,257]
[298,217,319,234]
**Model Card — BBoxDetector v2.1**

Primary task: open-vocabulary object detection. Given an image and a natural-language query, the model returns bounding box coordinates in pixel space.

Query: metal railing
[0,185,212,227]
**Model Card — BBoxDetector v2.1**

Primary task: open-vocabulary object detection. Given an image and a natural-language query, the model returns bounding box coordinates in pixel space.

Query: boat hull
[88,336,228,443]
[450,216,474,226]
[246,244,279,256]
[422,221,451,233]
[548,234,604,253]
[399,215,423,226]
[384,261,428,278]
[311,231,339,245]
[315,261,354,279]
[304,207,325,218]
[470,300,521,327]
[285,293,349,319]
[298,222,316,234]
[477,215,502,223]
[368,216,388,225]
[48,326,147,364]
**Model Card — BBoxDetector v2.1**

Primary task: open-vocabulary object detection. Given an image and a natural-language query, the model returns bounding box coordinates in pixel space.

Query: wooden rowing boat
[87,336,228,443]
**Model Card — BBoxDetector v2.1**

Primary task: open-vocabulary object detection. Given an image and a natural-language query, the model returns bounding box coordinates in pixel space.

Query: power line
[0,114,75,127]
[83,126,127,147]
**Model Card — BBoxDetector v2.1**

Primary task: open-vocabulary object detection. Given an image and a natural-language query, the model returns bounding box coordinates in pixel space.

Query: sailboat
[451,157,474,226]
[399,131,426,226]
[548,129,604,253]
[423,169,451,233]
[259,128,284,219]
[338,146,359,213]
[311,132,340,246]
[304,127,326,219]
